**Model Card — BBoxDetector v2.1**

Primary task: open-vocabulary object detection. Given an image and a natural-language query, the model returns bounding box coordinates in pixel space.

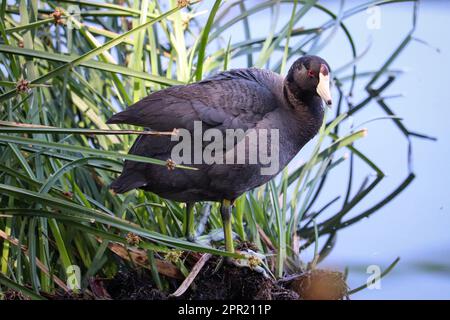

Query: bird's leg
[184,202,196,242]
[219,201,267,275]
[220,199,234,253]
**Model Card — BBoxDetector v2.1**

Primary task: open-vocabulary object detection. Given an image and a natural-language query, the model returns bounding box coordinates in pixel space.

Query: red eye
[307,70,315,78]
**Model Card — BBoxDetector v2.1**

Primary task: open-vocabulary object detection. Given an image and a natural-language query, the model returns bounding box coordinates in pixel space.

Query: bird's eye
[307,70,315,78]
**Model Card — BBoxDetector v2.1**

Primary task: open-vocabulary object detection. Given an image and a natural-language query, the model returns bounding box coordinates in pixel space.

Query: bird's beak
[317,64,332,107]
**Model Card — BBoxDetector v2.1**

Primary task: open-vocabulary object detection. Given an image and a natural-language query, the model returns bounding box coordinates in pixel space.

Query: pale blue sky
[214,0,450,299]
[303,1,450,299]
[322,0,450,299]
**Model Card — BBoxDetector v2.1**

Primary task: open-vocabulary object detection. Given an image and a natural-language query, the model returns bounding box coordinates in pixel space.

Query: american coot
[107,55,332,253]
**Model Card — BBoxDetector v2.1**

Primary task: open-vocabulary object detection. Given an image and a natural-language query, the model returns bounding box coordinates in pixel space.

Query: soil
[3,260,346,300]
[106,269,168,300]
[104,256,298,300]
[180,256,298,300]
[3,242,345,300]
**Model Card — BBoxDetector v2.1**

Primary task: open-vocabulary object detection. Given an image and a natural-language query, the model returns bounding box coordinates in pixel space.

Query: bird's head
[285,55,332,107]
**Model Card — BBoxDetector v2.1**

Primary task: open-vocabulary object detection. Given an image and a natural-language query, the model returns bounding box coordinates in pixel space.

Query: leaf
[0,134,194,170]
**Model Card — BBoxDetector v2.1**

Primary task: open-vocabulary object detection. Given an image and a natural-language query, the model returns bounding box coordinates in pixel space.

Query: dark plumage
[107,55,332,252]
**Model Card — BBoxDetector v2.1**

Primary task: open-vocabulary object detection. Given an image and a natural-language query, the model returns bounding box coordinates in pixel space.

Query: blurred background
[324,0,450,300]
[300,0,448,299]
[215,0,450,299]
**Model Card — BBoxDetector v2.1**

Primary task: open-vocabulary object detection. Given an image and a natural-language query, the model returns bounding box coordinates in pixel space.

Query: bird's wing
[106,68,280,132]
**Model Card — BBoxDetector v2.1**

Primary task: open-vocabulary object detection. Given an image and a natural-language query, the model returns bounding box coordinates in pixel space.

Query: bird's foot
[193,228,234,247]
[185,234,198,243]
[227,249,270,278]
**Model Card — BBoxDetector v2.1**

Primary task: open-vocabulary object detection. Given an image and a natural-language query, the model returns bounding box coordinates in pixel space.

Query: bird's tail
[110,172,147,194]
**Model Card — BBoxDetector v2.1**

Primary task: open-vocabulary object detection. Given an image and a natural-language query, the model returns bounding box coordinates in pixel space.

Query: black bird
[107,55,332,253]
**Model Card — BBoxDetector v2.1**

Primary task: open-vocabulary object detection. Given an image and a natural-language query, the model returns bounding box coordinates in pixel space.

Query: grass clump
[0,0,429,299]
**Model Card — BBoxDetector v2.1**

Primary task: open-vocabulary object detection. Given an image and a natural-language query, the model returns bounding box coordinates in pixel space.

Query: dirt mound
[182,256,298,300]
[106,269,168,300]
[104,257,297,300]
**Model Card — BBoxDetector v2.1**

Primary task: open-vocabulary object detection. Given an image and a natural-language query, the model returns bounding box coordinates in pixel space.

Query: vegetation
[0,0,430,299]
